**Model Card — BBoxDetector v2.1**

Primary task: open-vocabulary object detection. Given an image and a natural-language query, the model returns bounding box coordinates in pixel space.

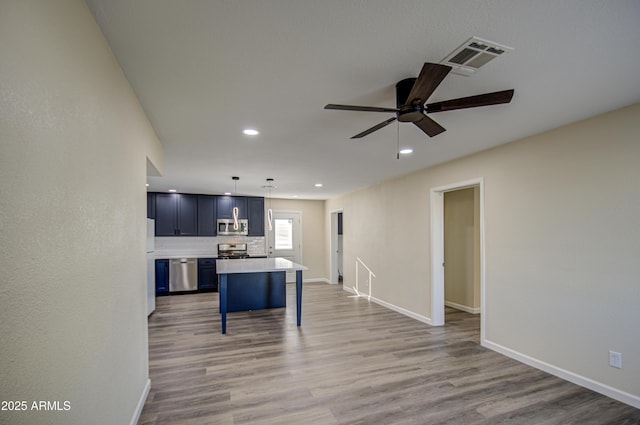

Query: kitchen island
[216,257,308,334]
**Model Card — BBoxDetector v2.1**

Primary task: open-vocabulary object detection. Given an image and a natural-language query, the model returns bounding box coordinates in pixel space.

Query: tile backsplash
[155,236,266,256]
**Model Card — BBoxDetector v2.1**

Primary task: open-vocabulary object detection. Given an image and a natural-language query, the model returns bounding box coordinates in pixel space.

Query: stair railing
[354,257,376,301]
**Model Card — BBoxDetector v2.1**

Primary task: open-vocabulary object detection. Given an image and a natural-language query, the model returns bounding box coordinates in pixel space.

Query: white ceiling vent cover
[441,36,513,76]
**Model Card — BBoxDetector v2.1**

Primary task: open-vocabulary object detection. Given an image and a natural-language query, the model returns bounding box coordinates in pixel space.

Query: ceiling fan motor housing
[396,78,424,122]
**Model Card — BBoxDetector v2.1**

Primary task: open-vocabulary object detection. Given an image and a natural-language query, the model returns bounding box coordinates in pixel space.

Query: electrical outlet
[609,351,622,369]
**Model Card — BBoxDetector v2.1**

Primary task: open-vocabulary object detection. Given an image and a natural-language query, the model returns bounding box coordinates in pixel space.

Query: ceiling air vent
[441,36,513,76]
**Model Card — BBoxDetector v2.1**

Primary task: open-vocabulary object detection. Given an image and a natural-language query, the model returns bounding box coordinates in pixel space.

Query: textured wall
[326,103,640,403]
[0,1,162,424]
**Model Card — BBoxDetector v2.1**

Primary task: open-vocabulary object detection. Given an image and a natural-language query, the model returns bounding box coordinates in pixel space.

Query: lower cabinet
[198,258,218,292]
[224,271,286,312]
[155,259,169,295]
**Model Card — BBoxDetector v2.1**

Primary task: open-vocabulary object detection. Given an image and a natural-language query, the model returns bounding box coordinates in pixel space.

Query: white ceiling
[86,0,640,200]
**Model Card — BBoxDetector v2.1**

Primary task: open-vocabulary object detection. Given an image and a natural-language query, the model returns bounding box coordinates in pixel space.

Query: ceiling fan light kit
[325,61,514,140]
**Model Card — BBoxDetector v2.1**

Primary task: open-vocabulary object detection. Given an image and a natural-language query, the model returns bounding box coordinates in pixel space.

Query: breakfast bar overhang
[216,257,308,334]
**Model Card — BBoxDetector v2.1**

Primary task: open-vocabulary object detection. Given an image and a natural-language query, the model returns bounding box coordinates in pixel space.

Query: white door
[267,211,301,283]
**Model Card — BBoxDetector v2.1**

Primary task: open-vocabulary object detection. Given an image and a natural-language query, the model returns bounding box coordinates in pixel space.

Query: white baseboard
[445,301,481,314]
[304,277,331,284]
[371,295,433,325]
[130,378,151,425]
[340,286,639,409]
[342,286,433,325]
[483,339,640,409]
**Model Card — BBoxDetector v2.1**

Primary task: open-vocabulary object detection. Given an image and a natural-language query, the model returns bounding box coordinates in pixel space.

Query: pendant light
[233,206,239,230]
[232,176,239,230]
[263,178,275,231]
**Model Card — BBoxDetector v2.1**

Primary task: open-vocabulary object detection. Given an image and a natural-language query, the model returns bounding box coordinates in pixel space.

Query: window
[274,218,293,250]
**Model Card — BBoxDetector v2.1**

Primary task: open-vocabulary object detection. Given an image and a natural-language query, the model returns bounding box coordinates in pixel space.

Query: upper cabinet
[147,193,156,219]
[197,195,217,236]
[154,193,198,236]
[247,197,265,236]
[216,196,248,219]
[150,192,264,237]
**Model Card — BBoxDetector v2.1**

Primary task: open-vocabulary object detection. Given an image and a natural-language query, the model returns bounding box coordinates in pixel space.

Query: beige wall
[326,103,640,403]
[444,187,480,311]
[269,198,326,281]
[0,1,162,424]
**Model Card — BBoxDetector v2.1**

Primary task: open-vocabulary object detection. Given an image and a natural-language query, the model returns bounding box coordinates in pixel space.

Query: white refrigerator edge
[146,218,156,316]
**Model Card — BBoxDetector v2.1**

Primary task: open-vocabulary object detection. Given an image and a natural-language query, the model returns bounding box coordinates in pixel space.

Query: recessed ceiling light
[315,183,323,188]
[224,192,231,195]
[399,148,413,155]
[168,189,177,193]
[243,128,259,136]
[145,183,149,187]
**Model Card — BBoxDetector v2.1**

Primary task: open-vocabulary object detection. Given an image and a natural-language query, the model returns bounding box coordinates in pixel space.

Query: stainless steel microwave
[217,219,248,236]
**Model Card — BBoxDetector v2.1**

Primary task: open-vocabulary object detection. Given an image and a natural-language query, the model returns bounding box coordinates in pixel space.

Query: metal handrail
[354,257,376,301]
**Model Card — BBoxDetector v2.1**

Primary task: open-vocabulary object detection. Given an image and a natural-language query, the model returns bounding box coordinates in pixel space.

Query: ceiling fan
[325,62,514,139]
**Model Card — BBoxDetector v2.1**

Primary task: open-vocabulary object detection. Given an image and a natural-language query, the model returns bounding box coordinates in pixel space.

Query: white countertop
[216,257,308,274]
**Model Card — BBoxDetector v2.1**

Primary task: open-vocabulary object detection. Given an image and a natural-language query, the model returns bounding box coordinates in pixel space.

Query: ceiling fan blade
[351,117,397,139]
[404,63,452,106]
[413,115,446,137]
[325,104,398,113]
[426,89,514,113]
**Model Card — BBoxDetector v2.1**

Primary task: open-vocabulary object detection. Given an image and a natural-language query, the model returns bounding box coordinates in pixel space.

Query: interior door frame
[430,177,485,342]
[329,208,343,284]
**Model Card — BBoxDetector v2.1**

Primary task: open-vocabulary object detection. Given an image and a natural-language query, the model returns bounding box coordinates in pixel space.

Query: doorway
[444,187,480,314]
[267,210,302,283]
[430,178,485,342]
[330,210,343,284]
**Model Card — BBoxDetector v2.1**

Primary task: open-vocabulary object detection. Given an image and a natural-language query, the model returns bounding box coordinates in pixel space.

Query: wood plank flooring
[139,283,639,424]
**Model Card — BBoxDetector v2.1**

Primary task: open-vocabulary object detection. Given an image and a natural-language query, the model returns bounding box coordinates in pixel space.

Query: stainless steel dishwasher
[169,258,197,292]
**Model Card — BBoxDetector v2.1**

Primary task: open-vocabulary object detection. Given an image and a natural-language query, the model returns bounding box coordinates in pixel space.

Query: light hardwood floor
[139,283,639,424]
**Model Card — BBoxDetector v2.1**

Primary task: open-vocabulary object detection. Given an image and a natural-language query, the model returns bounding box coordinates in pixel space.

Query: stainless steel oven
[217,243,249,259]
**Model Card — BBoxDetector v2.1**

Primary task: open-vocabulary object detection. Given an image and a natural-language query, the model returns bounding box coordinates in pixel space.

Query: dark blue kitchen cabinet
[155,259,169,295]
[197,258,217,291]
[154,194,176,235]
[147,193,156,219]
[155,193,198,236]
[216,195,232,219]
[338,212,343,235]
[247,197,265,236]
[216,196,248,219]
[197,195,217,236]
[224,271,286,312]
